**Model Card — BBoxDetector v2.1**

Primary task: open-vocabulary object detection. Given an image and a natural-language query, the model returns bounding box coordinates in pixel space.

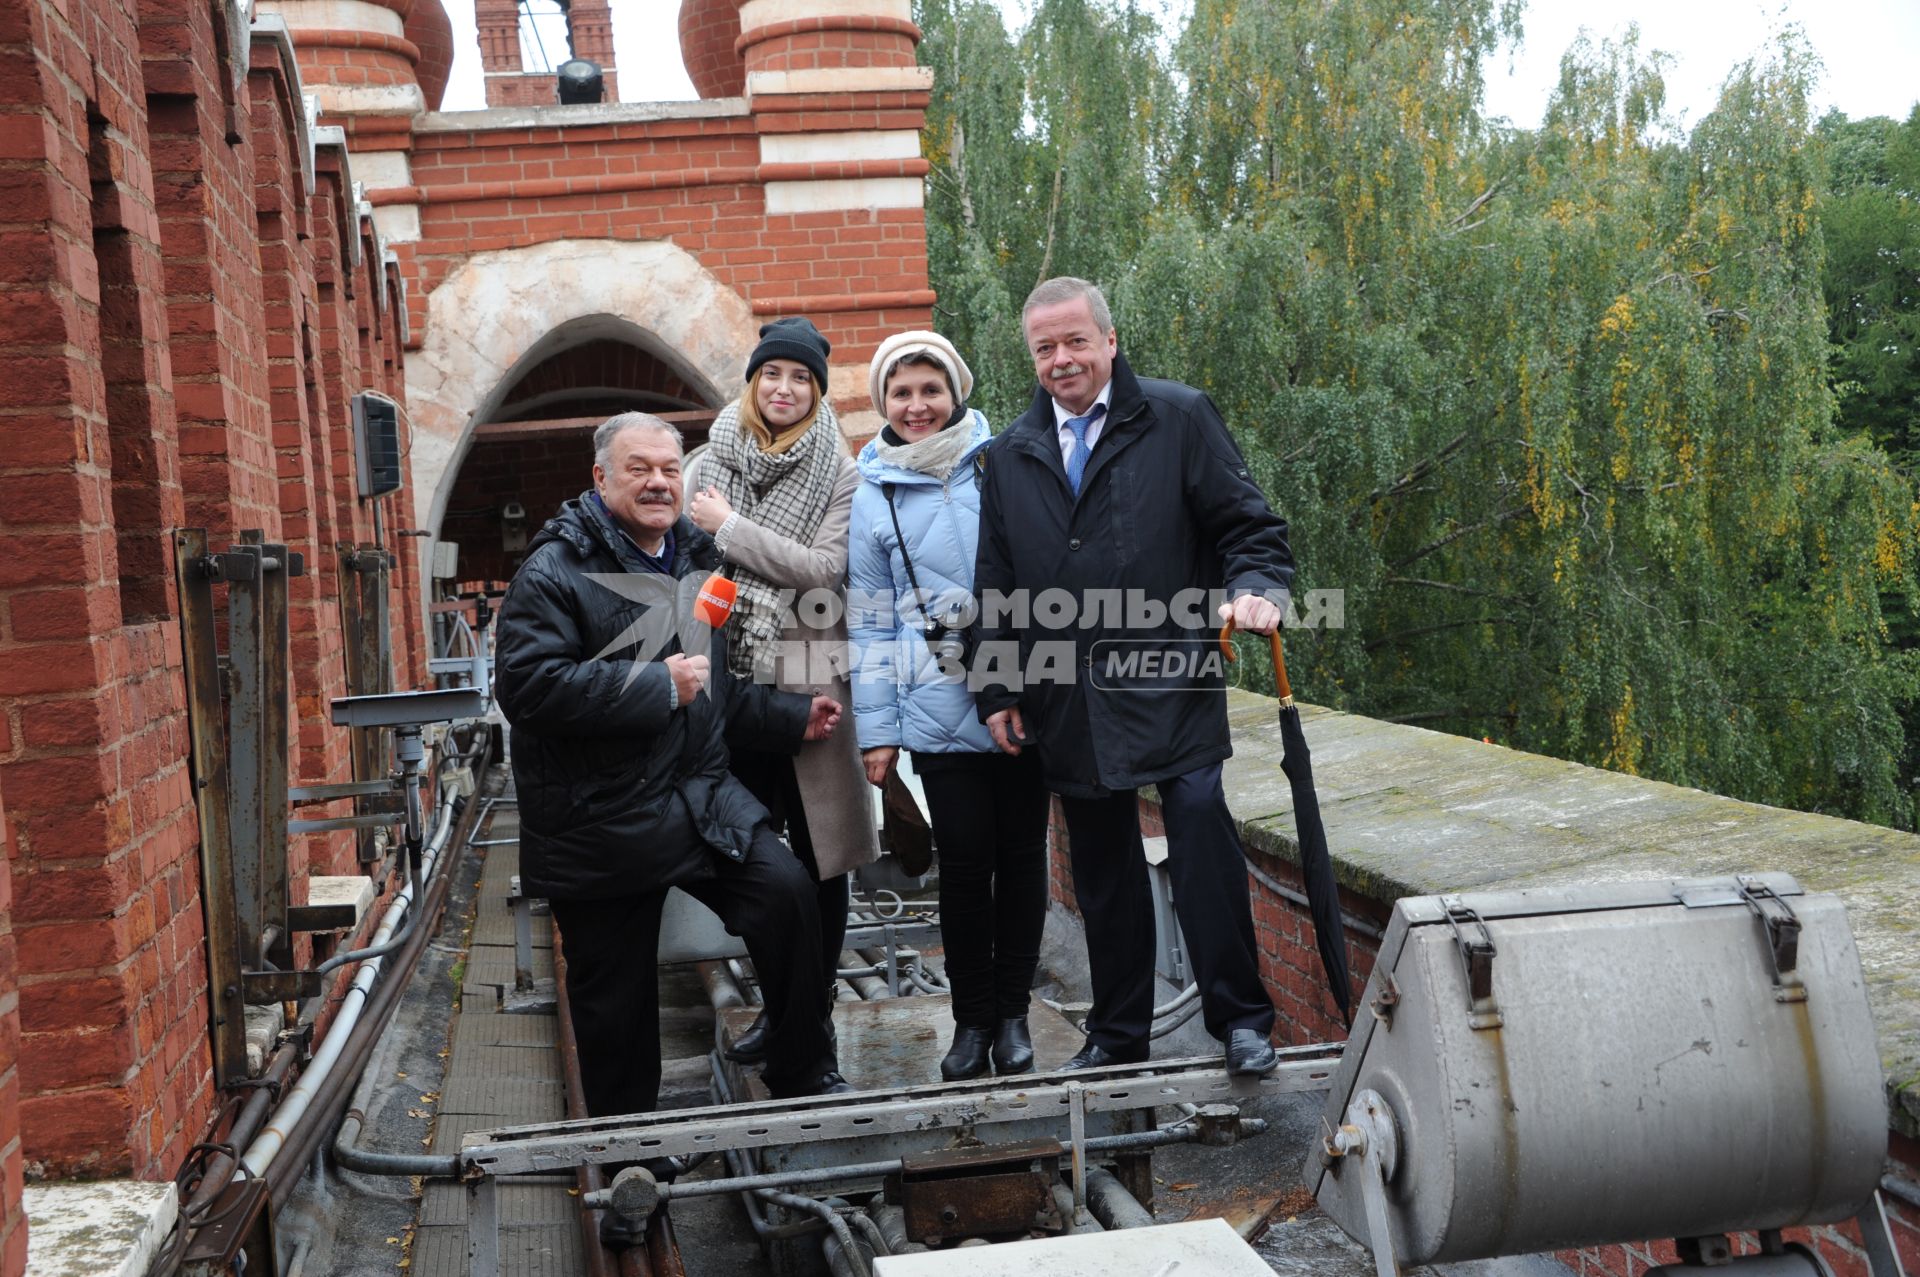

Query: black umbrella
[1221,620,1354,1030]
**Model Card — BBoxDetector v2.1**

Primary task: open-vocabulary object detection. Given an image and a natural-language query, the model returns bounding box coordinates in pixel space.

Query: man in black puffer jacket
[496,412,852,1112]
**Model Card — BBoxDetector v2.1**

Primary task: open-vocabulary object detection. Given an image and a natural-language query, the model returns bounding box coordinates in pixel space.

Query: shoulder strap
[882,484,929,608]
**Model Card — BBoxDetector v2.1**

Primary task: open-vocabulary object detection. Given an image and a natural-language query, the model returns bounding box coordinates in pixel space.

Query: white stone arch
[406,238,757,535]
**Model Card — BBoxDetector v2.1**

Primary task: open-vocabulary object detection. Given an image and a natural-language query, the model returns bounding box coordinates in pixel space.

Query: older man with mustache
[494,413,854,1248]
[972,277,1295,1078]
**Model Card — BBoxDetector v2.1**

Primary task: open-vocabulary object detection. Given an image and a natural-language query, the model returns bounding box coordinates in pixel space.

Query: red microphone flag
[694,573,736,627]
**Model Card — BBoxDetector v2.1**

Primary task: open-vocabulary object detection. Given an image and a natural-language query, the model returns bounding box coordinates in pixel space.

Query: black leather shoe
[941,1025,993,1080]
[1225,1028,1278,1076]
[770,1068,856,1098]
[810,1070,855,1096]
[724,1010,770,1063]
[1058,1041,1149,1071]
[991,1017,1034,1075]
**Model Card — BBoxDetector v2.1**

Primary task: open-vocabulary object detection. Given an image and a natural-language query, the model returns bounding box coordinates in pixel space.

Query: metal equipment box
[1312,874,1886,1267]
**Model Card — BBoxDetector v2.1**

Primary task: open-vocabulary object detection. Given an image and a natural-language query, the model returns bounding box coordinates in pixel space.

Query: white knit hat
[867,330,975,415]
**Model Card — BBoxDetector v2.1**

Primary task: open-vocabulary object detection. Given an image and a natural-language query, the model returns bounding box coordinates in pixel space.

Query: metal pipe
[583,1156,908,1207]
[1052,1183,1103,1234]
[313,852,422,975]
[846,1209,891,1258]
[1243,858,1384,940]
[333,1107,458,1177]
[578,1117,1264,1207]
[698,961,746,1011]
[244,789,460,1177]
[871,1205,929,1255]
[1150,996,1204,1039]
[1084,1167,1155,1230]
[1882,1174,1920,1211]
[1153,983,1200,1018]
[763,1190,867,1277]
[554,923,622,1277]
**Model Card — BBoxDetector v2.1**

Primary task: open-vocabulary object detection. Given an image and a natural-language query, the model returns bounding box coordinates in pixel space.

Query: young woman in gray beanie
[687,316,879,1070]
[846,330,1048,1080]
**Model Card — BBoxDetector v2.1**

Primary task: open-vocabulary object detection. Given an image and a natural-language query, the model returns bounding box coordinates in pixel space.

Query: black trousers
[915,750,1049,1027]
[551,825,833,1116]
[1058,762,1274,1051]
[730,748,850,1008]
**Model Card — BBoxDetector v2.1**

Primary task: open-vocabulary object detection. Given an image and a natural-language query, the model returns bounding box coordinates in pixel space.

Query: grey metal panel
[439,1077,567,1120]
[452,1013,560,1050]
[465,947,553,992]
[1314,879,1886,1265]
[419,1182,578,1228]
[453,1044,564,1084]
[473,906,547,950]
[411,1221,584,1277]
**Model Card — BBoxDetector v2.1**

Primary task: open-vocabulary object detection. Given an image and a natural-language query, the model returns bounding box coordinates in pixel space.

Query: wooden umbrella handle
[1218,617,1293,703]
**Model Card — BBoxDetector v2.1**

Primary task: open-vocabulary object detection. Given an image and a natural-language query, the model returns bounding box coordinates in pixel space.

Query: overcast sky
[438,0,1920,130]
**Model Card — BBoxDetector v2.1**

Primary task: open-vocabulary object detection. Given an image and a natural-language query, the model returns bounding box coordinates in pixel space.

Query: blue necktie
[1064,403,1106,497]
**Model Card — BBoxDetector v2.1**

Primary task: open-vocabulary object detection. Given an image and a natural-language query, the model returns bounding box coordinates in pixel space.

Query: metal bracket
[1323,1089,1403,1277]
[287,902,359,933]
[1369,974,1400,1028]
[242,969,325,1002]
[1440,895,1501,1028]
[890,1138,1064,1243]
[1735,875,1806,1002]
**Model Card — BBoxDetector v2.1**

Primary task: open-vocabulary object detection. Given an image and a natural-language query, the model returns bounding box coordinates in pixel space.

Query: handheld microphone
[694,573,737,628]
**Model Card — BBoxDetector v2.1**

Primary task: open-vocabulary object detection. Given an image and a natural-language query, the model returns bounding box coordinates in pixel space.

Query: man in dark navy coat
[973,278,1292,1076]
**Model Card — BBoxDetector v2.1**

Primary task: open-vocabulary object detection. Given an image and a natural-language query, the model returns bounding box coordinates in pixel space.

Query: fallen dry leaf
[1170,1182,1198,1192]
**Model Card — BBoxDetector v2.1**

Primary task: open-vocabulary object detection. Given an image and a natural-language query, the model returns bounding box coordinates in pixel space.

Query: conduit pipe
[1882,1174,1920,1211]
[1083,1167,1156,1230]
[242,789,459,1178]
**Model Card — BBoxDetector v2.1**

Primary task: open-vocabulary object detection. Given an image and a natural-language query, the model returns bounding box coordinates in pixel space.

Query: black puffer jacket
[496,494,809,899]
[973,353,1293,797]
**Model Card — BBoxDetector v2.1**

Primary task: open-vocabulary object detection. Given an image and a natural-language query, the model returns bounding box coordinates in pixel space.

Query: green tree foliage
[1818,107,1920,469]
[914,1,1920,826]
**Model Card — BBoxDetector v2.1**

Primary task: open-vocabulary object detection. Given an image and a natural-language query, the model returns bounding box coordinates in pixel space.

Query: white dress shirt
[1052,380,1115,467]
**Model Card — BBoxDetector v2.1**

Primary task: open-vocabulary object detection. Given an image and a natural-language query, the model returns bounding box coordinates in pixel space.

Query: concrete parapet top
[25,1181,178,1277]
[414,97,751,134]
[1214,689,1920,1137]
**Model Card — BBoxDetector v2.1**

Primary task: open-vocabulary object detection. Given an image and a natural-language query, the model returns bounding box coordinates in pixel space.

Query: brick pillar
[474,0,523,74]
[731,1,935,442]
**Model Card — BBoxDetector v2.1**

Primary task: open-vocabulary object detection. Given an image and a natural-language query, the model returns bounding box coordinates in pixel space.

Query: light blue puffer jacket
[847,411,996,755]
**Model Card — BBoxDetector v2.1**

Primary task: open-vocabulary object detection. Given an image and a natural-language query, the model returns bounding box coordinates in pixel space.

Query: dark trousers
[1058,763,1274,1051]
[915,750,1049,1027]
[551,825,833,1116]
[731,748,850,1007]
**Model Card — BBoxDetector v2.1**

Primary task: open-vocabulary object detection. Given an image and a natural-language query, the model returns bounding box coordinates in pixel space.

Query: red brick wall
[0,0,209,1183]
[0,793,22,1277]
[386,99,935,370]
[0,0,428,1207]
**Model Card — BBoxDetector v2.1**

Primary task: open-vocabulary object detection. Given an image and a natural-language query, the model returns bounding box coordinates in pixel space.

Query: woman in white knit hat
[847,330,1049,1080]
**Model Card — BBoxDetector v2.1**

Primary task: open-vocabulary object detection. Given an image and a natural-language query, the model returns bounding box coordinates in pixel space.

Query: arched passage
[405,237,759,544]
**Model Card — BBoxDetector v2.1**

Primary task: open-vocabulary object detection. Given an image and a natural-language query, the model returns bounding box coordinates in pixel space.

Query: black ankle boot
[941,1025,994,1080]
[992,1016,1034,1075]
[724,1009,770,1063]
